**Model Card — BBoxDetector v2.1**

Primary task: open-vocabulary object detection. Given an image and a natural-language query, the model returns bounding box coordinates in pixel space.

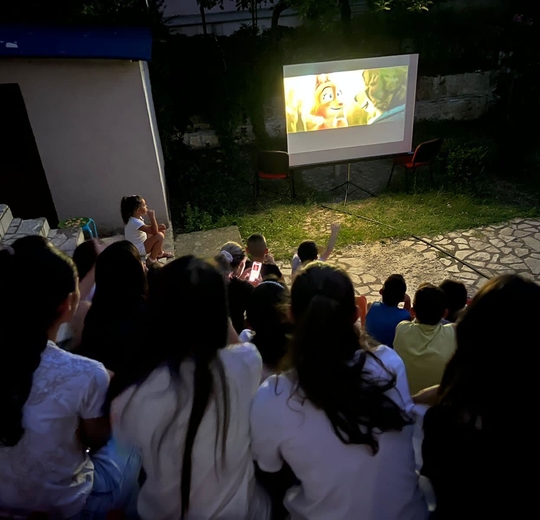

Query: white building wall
[0,58,169,232]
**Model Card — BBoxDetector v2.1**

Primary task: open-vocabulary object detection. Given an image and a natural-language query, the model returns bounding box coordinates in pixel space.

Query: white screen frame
[283,54,419,168]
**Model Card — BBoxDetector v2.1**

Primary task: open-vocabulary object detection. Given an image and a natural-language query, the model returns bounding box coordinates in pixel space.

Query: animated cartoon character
[362,67,407,124]
[308,74,348,131]
[286,88,304,133]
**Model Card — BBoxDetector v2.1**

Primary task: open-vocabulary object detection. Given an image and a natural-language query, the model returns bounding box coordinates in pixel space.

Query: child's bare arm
[143,209,159,235]
[319,223,341,262]
[412,385,440,406]
[403,293,412,312]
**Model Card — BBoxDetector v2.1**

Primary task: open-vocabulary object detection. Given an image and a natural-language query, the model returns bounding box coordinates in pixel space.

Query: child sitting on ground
[240,280,292,382]
[291,223,341,276]
[439,279,468,323]
[365,274,411,348]
[245,233,283,282]
[394,283,456,394]
[121,195,173,265]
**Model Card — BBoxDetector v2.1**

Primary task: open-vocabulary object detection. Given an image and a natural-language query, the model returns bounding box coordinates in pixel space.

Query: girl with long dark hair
[240,280,292,382]
[0,238,139,518]
[79,240,148,374]
[110,256,270,519]
[250,262,428,520]
[421,274,539,519]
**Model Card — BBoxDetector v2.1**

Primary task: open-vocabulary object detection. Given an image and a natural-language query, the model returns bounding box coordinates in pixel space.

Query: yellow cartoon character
[307,74,348,131]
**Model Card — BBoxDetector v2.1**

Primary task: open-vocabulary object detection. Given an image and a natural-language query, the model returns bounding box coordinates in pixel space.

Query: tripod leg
[345,163,352,204]
[388,163,395,188]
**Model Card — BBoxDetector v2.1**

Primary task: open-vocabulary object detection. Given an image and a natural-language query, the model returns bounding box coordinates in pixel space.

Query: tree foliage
[369,0,433,12]
[0,0,166,26]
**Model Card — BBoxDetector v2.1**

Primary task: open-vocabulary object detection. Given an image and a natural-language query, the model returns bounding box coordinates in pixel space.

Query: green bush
[166,143,254,233]
[444,140,492,192]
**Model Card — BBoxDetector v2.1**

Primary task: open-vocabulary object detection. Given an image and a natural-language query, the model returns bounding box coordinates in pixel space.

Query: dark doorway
[0,83,58,226]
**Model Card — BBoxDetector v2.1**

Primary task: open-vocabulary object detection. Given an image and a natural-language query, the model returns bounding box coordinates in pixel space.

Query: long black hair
[107,255,230,518]
[79,240,147,371]
[289,262,410,454]
[72,238,101,280]
[439,274,540,423]
[120,195,143,224]
[0,238,77,446]
[246,280,291,371]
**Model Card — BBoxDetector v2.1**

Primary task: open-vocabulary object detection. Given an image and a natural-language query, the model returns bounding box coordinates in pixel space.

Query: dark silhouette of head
[413,283,447,325]
[381,274,407,307]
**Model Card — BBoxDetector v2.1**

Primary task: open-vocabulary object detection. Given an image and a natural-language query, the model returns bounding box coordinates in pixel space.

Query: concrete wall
[0,59,169,232]
[183,70,499,148]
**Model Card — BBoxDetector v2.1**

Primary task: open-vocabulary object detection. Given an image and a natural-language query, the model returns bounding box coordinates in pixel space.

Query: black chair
[255,151,295,199]
[388,138,443,191]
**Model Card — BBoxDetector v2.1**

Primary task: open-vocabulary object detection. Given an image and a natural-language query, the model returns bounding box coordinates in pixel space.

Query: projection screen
[283,54,419,168]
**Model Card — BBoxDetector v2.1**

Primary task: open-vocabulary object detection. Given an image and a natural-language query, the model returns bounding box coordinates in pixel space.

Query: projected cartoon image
[284,65,408,134]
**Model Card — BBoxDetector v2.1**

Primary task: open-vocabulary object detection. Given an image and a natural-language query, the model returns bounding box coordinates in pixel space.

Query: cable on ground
[319,203,491,280]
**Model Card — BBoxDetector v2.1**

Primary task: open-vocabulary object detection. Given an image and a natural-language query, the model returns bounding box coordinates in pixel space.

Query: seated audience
[145,260,163,296]
[240,280,292,382]
[394,283,456,394]
[250,263,428,520]
[57,238,104,351]
[422,274,538,519]
[73,238,103,302]
[246,233,283,281]
[121,195,172,265]
[215,241,254,334]
[79,240,148,375]
[110,256,271,520]
[365,274,411,348]
[291,222,340,275]
[0,239,139,518]
[439,279,468,323]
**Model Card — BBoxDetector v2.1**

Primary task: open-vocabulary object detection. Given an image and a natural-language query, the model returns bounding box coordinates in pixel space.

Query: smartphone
[249,261,262,282]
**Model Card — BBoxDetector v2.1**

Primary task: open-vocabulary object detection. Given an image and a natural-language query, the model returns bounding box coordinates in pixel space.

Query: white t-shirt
[124,216,147,256]
[112,343,270,520]
[0,342,110,518]
[250,346,428,520]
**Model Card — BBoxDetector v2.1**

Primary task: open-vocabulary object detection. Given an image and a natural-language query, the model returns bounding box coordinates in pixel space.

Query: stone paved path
[277,218,540,301]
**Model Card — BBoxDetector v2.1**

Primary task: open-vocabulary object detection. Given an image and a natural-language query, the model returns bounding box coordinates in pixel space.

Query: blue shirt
[365,301,411,348]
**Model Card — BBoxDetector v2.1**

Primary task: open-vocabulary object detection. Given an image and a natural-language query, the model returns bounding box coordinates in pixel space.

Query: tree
[196,0,224,35]
[0,0,166,27]
[235,0,267,28]
[368,0,432,12]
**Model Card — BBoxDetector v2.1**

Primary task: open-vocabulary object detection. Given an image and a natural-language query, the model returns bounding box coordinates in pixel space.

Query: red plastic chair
[388,138,443,191]
[255,151,295,199]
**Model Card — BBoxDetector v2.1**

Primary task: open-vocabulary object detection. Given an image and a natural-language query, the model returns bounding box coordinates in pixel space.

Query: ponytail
[120,195,143,224]
[181,360,213,518]
[0,239,77,446]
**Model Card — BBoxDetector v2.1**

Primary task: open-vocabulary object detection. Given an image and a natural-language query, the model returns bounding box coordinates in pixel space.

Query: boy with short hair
[291,223,341,275]
[246,233,274,265]
[365,274,411,348]
[394,283,456,394]
[245,233,282,282]
[439,279,468,323]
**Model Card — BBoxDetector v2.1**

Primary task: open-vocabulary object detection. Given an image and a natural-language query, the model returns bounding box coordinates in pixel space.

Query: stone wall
[415,70,498,121]
[183,70,498,148]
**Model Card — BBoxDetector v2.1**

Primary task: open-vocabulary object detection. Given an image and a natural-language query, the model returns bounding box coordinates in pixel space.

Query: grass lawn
[219,190,540,261]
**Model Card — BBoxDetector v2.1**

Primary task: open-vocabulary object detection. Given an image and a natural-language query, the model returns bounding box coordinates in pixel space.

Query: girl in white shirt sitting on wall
[121,195,173,264]
[109,256,271,520]
[250,262,428,520]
